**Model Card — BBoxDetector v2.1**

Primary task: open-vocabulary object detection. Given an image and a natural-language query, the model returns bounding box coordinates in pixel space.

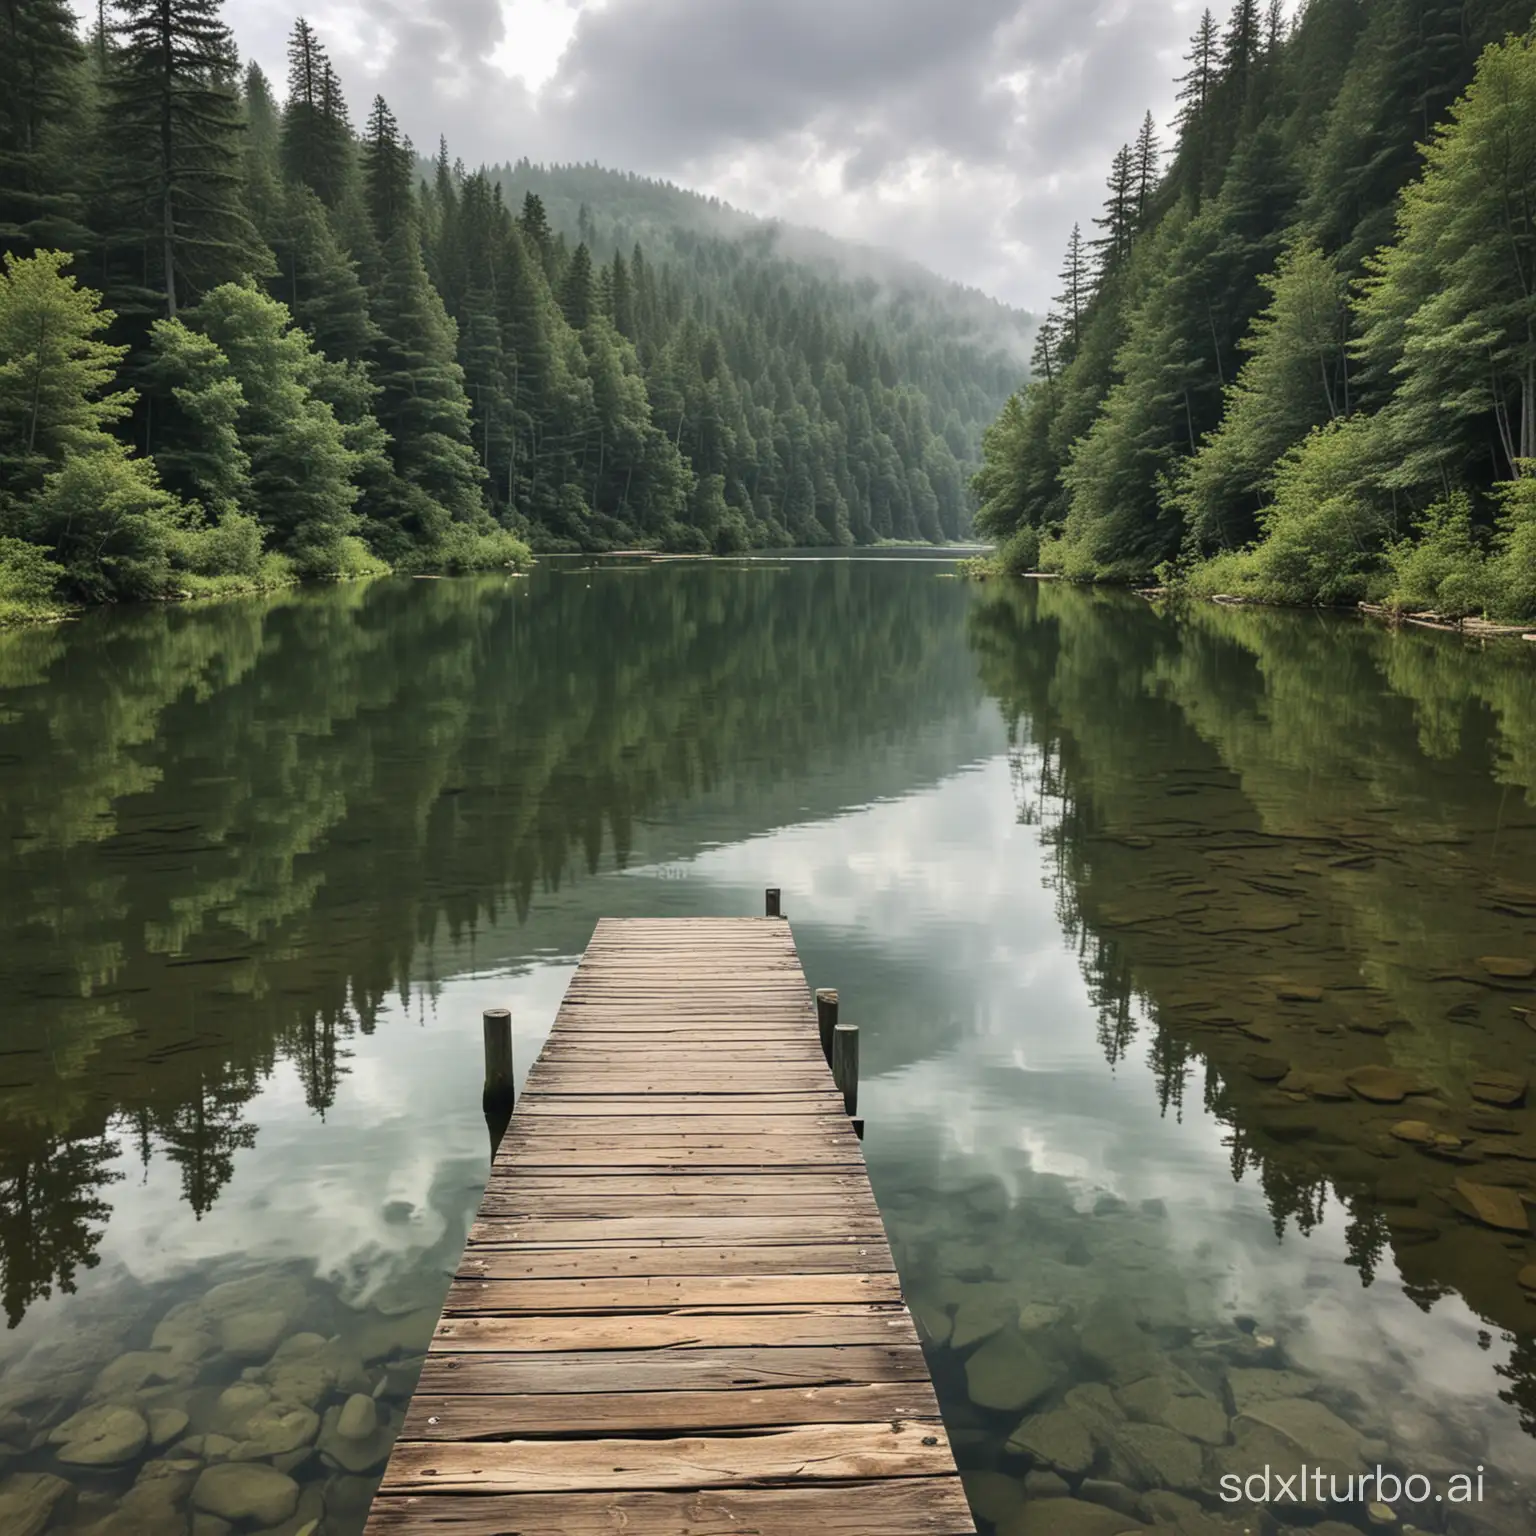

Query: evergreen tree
[368,227,485,546]
[0,250,132,507]
[1055,224,1090,354]
[143,312,249,518]
[104,0,265,317]
[186,282,359,569]
[361,95,414,247]
[0,0,91,258]
[1132,112,1161,225]
[561,242,594,330]
[1091,146,1137,278]
[1174,9,1221,202]
[279,19,352,208]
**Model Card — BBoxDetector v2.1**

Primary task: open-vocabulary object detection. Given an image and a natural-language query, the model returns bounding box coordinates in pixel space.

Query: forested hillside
[972,0,1536,622]
[0,3,1025,624]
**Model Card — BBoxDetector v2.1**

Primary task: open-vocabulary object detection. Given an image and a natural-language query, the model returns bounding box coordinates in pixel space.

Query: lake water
[1,559,1533,1536]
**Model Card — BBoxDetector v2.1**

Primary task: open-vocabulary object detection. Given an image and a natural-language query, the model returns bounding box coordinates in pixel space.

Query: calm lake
[1,557,1534,1535]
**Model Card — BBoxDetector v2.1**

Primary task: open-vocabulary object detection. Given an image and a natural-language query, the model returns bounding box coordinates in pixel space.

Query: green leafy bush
[0,537,68,622]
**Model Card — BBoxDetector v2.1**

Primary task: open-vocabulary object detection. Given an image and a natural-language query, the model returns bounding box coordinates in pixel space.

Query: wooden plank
[400,1381,940,1438]
[364,1478,976,1536]
[480,1172,869,1195]
[428,1306,919,1353]
[441,1273,904,1313]
[417,1344,932,1394]
[465,1216,889,1246]
[477,1192,879,1218]
[458,1243,898,1278]
[380,1422,958,1494]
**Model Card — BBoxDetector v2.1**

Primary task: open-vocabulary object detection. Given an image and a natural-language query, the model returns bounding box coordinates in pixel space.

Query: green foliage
[0,0,91,257]
[1,3,1036,617]
[1383,494,1496,617]
[979,0,1536,618]
[144,316,249,518]
[21,440,185,601]
[102,0,268,317]
[1186,415,1392,605]
[1173,238,1349,548]
[171,509,264,580]
[0,250,131,504]
[185,283,360,574]
[1492,470,1536,620]
[1354,34,1536,489]
[0,536,68,623]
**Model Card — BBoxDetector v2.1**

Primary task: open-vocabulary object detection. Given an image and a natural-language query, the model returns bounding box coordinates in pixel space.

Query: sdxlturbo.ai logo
[1219,1466,1486,1508]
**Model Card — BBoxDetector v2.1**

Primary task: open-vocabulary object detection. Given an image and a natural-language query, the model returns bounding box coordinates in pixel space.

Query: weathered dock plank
[364,916,974,1536]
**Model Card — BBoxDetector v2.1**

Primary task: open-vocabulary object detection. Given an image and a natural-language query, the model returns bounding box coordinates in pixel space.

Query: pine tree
[518,192,553,277]
[361,95,414,248]
[143,314,249,518]
[279,20,352,208]
[0,0,91,259]
[561,242,594,330]
[1055,224,1090,354]
[186,281,360,569]
[369,226,485,545]
[1174,9,1220,202]
[105,0,265,317]
[0,250,132,506]
[1090,145,1136,277]
[1133,112,1161,224]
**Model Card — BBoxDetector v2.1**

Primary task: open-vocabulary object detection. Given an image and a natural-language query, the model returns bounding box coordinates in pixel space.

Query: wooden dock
[364,916,975,1535]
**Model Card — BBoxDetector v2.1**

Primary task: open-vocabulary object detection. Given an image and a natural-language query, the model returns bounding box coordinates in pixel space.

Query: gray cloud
[122,0,1229,309]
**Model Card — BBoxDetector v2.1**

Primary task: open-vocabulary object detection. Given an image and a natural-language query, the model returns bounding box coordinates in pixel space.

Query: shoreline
[960,566,1536,644]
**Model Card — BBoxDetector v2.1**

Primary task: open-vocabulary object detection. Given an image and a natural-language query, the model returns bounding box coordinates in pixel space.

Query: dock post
[831,1021,859,1117]
[765,887,782,918]
[482,1007,514,1153]
[815,988,838,1064]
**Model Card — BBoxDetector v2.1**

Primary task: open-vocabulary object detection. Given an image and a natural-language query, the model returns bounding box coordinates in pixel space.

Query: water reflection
[0,566,1533,1535]
[0,560,996,1533]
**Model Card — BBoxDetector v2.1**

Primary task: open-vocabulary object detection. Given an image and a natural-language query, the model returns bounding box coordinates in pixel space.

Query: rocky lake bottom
[0,1264,442,1536]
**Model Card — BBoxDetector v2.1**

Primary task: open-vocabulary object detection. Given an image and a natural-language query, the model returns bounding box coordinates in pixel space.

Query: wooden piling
[831,1021,859,1117]
[764,887,782,918]
[815,987,839,1064]
[483,1007,514,1151]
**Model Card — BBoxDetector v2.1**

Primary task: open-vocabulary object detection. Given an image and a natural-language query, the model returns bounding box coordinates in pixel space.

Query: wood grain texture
[364,1478,977,1535]
[365,916,972,1536]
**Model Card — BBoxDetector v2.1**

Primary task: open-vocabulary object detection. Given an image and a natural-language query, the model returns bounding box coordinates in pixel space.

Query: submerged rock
[1236,1396,1365,1469]
[86,1349,192,1403]
[1346,1066,1424,1104]
[1078,1305,1157,1385]
[0,1472,75,1536]
[1453,1178,1530,1232]
[964,1329,1060,1413]
[1117,1374,1228,1446]
[1007,1407,1096,1475]
[147,1409,189,1449]
[960,1470,1025,1524]
[1224,1367,1319,1413]
[1470,1072,1527,1107]
[1477,956,1535,980]
[192,1463,300,1526]
[1112,1421,1205,1492]
[49,1403,149,1466]
[317,1397,394,1473]
[998,1496,1149,1535]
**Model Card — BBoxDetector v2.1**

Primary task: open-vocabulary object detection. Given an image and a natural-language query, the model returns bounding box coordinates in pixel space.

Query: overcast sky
[96,0,1231,312]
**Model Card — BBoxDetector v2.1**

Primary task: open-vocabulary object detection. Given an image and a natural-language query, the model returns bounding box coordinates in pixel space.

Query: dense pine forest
[972,0,1536,622]
[0,3,1027,624]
